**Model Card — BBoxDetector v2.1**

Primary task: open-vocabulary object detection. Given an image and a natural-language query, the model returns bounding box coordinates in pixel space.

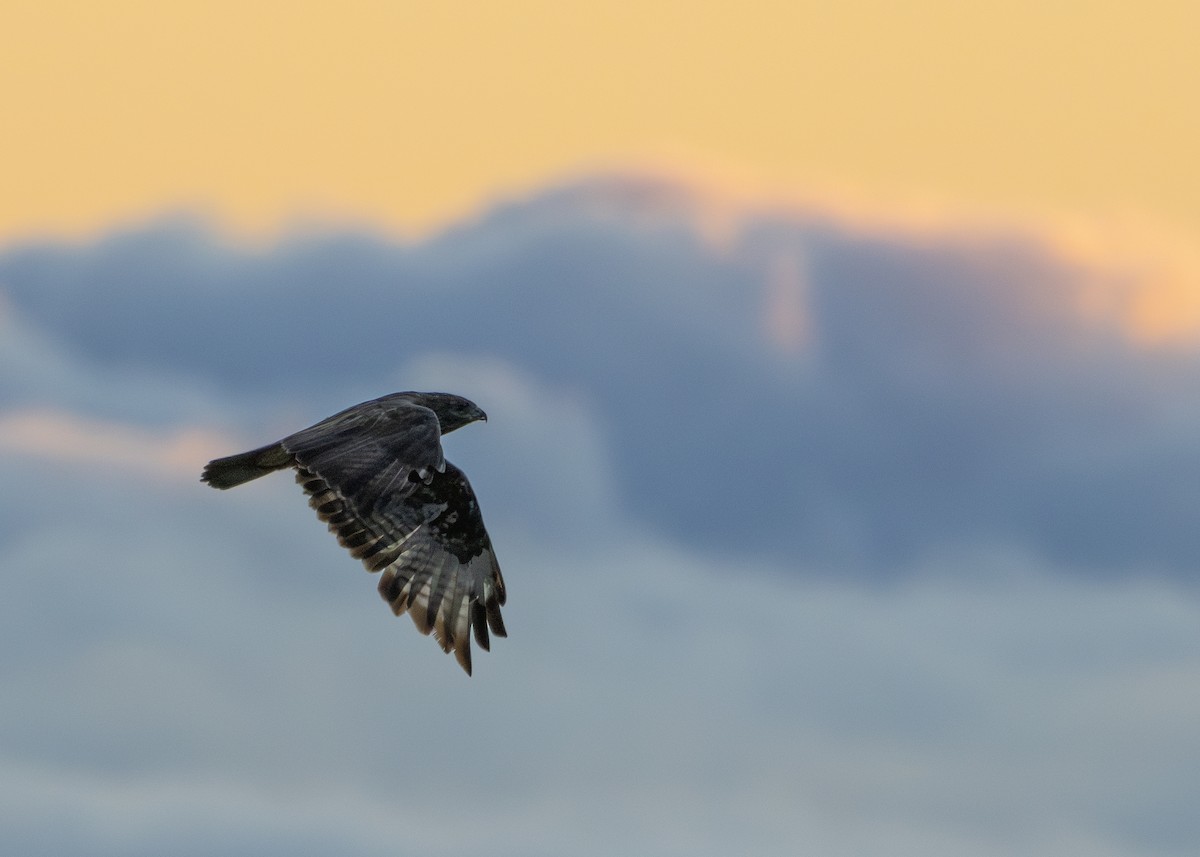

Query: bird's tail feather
[201,442,292,489]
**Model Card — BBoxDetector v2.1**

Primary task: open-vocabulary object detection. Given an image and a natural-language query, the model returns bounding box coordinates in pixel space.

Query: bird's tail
[201,442,293,489]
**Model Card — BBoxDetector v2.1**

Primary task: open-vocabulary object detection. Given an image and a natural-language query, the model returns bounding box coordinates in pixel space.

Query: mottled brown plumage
[202,392,506,674]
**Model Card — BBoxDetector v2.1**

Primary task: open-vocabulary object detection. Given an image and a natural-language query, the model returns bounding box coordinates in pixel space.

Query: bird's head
[410,392,487,434]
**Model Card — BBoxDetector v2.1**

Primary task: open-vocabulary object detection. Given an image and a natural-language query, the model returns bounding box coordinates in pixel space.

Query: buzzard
[202,392,506,675]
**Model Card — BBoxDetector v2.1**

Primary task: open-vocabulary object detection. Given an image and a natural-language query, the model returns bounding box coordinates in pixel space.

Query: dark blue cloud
[3,175,1199,581]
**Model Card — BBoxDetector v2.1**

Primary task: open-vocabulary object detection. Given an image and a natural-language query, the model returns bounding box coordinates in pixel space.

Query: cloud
[1,232,1198,857]
[4,173,1198,581]
[1,440,1197,856]
[0,408,230,480]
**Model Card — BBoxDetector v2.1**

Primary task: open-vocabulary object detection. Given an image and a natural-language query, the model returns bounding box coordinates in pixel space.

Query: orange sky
[3,0,1198,247]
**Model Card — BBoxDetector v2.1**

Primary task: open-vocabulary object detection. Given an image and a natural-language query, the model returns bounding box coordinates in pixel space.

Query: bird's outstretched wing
[297,459,506,674]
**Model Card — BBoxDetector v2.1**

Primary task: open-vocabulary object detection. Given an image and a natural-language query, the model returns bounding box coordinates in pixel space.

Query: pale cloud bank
[2,444,1196,856]
[0,408,229,480]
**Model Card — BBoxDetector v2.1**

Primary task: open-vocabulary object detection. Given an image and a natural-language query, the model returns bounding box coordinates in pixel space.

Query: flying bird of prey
[201,392,506,675]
